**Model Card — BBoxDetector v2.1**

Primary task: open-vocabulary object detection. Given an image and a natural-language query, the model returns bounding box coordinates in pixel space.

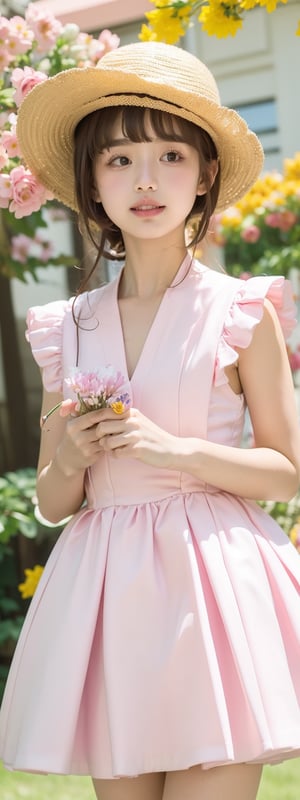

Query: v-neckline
[113,252,192,384]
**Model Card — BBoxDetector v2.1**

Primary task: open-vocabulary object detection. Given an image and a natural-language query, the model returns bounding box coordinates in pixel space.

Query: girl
[0,41,299,800]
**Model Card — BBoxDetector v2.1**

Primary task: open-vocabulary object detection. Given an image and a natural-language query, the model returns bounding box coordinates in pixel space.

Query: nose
[134,161,157,192]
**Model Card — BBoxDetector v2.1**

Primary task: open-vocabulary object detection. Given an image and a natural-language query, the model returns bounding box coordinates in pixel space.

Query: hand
[95,407,178,469]
[54,407,123,476]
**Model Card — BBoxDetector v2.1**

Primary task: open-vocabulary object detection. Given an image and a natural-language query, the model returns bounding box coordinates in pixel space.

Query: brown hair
[74,104,220,289]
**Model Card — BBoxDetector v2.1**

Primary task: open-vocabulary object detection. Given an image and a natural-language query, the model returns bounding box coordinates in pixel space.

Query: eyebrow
[104,136,187,150]
[105,138,133,149]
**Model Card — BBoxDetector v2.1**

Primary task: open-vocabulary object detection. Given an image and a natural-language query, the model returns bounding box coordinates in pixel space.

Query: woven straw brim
[17,54,264,214]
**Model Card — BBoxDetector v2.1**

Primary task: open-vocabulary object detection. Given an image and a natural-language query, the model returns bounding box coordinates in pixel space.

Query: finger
[97,406,131,421]
[100,432,133,451]
[73,406,131,431]
[59,399,78,417]
[95,420,128,439]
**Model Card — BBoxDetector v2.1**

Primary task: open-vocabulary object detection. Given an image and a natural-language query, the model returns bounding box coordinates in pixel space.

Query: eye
[161,150,183,163]
[108,155,131,167]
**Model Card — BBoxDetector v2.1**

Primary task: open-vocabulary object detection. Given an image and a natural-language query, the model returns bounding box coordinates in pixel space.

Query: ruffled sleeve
[25,299,71,393]
[215,275,297,387]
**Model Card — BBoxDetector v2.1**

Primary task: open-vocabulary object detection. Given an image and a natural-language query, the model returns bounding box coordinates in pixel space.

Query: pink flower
[93,29,120,62]
[65,367,130,414]
[265,212,282,229]
[0,45,13,70]
[1,128,21,158]
[36,238,54,262]
[265,211,297,231]
[0,172,12,207]
[42,367,130,424]
[67,366,125,401]
[9,164,53,218]
[11,233,33,263]
[0,144,8,169]
[7,16,34,56]
[241,225,261,243]
[277,210,297,231]
[11,66,48,106]
[98,29,120,51]
[25,4,63,54]
[0,15,10,40]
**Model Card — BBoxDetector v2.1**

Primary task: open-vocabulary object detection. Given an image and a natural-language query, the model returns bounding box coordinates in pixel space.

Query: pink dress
[0,256,299,778]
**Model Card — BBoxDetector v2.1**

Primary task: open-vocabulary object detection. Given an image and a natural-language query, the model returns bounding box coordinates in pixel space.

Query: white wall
[190,1,300,170]
[12,209,72,317]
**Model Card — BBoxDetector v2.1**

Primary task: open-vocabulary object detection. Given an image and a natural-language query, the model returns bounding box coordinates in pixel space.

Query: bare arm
[36,388,104,523]
[94,300,300,502]
[165,299,300,500]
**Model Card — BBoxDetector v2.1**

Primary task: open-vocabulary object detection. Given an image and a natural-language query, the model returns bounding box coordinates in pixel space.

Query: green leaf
[0,596,20,613]
[0,617,24,645]
[12,512,38,539]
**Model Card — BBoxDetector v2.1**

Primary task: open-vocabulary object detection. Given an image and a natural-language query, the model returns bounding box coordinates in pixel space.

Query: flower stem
[41,402,62,426]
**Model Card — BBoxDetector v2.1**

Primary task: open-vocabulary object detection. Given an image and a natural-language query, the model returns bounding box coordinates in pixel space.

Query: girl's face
[93,113,206,245]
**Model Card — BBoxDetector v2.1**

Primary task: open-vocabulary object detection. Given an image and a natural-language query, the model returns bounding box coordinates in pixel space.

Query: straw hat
[17,41,264,213]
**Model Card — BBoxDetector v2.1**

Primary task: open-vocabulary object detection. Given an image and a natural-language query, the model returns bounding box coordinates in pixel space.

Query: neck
[119,235,189,299]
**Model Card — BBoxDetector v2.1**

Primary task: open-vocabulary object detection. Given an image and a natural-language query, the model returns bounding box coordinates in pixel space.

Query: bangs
[117,106,201,146]
[75,104,213,158]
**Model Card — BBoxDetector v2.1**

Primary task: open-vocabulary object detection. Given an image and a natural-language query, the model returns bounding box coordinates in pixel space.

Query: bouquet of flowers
[42,366,131,425]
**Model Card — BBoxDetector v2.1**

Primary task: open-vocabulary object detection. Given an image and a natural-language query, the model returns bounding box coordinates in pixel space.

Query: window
[233,99,280,158]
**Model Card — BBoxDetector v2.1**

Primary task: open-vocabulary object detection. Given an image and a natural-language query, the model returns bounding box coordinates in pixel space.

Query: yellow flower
[256,0,287,11]
[139,23,158,41]
[140,0,293,43]
[178,3,194,21]
[289,521,300,551]
[199,1,243,38]
[110,400,126,414]
[240,0,260,8]
[236,192,266,215]
[220,207,242,227]
[143,7,187,44]
[281,179,300,198]
[284,152,300,181]
[296,19,300,36]
[19,565,44,599]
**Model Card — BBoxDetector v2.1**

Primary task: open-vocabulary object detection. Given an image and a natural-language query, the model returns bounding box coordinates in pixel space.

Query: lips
[132,204,162,210]
[130,197,165,217]
[131,198,163,211]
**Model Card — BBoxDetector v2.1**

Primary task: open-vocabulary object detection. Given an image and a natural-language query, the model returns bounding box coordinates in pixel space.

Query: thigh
[93,771,165,800]
[163,762,263,800]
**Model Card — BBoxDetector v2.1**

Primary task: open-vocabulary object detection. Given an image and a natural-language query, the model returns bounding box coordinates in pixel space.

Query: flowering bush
[260,491,300,554]
[0,3,119,280]
[211,152,300,279]
[140,0,300,43]
[0,467,64,700]
[18,564,44,599]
